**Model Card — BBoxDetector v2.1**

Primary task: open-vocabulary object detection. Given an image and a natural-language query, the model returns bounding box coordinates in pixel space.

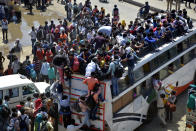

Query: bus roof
[0,74,33,89]
[133,28,196,71]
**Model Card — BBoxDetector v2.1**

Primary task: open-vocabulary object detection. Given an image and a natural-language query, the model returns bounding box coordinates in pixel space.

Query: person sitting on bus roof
[144,34,159,52]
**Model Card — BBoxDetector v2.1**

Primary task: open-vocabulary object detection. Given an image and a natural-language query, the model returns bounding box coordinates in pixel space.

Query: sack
[35,113,43,123]
[40,121,48,131]
[19,116,28,130]
[85,92,96,109]
[114,62,124,78]
[168,102,176,112]
[72,57,79,72]
[73,99,82,112]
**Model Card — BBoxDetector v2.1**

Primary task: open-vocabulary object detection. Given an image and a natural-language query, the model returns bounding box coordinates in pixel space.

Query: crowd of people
[0,0,195,130]
[0,92,58,131]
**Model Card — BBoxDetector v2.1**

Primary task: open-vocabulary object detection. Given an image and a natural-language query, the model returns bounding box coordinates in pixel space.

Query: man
[106,55,122,96]
[157,93,167,127]
[48,63,56,85]
[0,98,10,131]
[175,0,181,11]
[140,2,150,17]
[29,26,37,54]
[123,46,139,86]
[11,58,20,74]
[59,95,71,128]
[18,108,30,131]
[91,32,107,51]
[83,72,99,96]
[166,0,173,11]
[1,17,8,42]
[85,58,101,77]
[12,39,23,61]
[29,0,33,14]
[40,59,50,83]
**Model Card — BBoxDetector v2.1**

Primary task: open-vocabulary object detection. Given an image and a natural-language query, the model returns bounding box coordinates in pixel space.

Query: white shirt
[40,62,50,76]
[1,20,8,29]
[12,60,20,74]
[29,30,37,40]
[85,61,100,77]
[25,101,34,109]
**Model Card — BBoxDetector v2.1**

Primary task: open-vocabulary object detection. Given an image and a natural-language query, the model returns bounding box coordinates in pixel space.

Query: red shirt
[36,48,45,61]
[45,50,53,63]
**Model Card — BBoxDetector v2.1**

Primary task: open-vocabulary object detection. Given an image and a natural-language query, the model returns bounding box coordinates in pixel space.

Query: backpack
[73,99,82,112]
[19,116,28,130]
[35,113,43,123]
[113,8,119,16]
[85,92,96,109]
[40,121,48,131]
[72,57,80,72]
[114,62,124,78]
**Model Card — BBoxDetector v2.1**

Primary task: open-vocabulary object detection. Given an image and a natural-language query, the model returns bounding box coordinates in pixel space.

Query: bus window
[143,62,151,75]
[159,66,169,80]
[169,46,177,58]
[189,33,196,46]
[173,59,181,71]
[0,90,3,99]
[182,40,188,50]
[177,43,183,54]
[150,57,160,71]
[6,88,19,98]
[158,51,170,66]
[183,52,192,64]
[168,63,174,74]
[133,67,144,82]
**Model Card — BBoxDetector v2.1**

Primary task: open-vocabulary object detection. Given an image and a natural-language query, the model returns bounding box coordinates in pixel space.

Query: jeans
[149,42,158,51]
[83,111,90,127]
[90,104,98,120]
[128,66,134,85]
[2,29,8,40]
[112,77,119,96]
[49,79,54,85]
[31,39,36,54]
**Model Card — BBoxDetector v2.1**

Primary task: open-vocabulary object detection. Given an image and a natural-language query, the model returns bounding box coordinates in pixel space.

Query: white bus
[57,28,196,131]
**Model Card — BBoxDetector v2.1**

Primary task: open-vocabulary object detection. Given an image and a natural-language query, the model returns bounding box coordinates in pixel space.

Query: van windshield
[22,84,38,95]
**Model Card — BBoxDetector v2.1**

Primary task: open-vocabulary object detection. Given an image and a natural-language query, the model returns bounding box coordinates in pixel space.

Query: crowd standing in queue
[0,0,194,130]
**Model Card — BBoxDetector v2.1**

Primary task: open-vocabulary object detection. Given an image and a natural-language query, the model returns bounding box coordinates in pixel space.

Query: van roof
[0,74,33,89]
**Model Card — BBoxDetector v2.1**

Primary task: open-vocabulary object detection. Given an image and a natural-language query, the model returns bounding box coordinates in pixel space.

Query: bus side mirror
[176,81,179,87]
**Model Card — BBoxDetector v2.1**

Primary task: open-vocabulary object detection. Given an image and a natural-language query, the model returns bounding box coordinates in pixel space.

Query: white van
[0,74,50,108]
